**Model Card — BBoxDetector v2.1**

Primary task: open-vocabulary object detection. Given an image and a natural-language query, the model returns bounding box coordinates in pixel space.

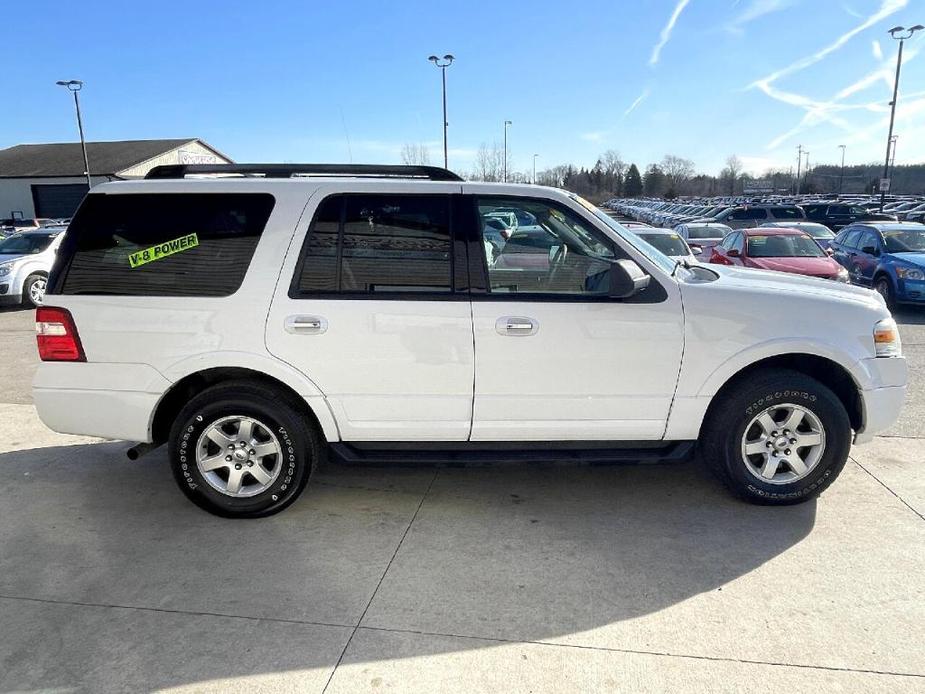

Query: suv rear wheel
[701,369,851,504]
[168,381,320,518]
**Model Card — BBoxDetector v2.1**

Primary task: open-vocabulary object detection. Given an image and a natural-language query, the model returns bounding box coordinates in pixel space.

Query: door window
[858,230,880,254]
[293,194,454,296]
[841,229,863,249]
[476,197,615,296]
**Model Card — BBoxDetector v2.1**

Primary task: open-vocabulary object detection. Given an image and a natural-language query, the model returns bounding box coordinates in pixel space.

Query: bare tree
[472,142,504,182]
[661,155,695,194]
[599,149,626,177]
[400,143,431,166]
[721,154,743,194]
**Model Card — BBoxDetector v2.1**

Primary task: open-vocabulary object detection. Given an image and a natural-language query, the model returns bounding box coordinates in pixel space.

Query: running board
[328,441,696,467]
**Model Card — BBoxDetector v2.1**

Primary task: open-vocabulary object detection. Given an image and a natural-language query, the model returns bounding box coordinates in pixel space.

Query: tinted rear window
[687,226,727,240]
[53,193,275,297]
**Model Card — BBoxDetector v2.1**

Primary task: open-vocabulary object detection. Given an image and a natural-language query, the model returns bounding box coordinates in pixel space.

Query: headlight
[873,318,902,357]
[895,267,925,281]
[0,264,11,278]
[835,267,850,282]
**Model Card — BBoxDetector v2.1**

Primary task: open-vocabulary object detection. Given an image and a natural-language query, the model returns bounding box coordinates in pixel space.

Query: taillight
[36,307,85,362]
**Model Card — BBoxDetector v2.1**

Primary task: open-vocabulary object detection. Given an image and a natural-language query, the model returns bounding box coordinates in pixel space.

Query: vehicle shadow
[893,306,925,326]
[0,441,816,692]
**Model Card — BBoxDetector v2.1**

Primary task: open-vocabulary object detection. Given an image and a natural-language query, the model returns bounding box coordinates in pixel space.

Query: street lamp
[880,25,923,210]
[533,153,539,184]
[56,80,91,189]
[838,145,846,195]
[427,54,454,169]
[503,120,512,182]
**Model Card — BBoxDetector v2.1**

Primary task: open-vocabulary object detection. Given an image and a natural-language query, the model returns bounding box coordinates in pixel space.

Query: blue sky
[3,0,923,177]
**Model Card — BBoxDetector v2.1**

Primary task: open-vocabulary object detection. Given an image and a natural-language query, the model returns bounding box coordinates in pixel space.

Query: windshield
[884,229,925,253]
[0,234,54,255]
[747,234,825,258]
[585,202,676,274]
[688,226,728,240]
[638,233,690,257]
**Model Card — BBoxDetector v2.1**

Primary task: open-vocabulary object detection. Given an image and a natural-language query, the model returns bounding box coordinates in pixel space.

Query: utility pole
[795,145,803,195]
[427,54,455,169]
[838,145,846,195]
[532,154,539,184]
[881,25,923,210]
[503,120,512,182]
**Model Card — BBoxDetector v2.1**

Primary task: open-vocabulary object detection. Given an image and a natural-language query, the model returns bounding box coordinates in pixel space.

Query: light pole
[838,145,846,195]
[56,79,91,188]
[795,145,803,195]
[427,54,454,169]
[880,25,923,210]
[532,154,539,184]
[503,120,512,182]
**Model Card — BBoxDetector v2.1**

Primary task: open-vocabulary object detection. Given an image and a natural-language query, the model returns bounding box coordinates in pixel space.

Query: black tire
[874,275,895,309]
[168,381,321,518]
[22,274,47,308]
[700,369,851,505]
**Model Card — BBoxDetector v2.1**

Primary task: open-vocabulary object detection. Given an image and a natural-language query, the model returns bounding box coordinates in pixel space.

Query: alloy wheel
[740,403,826,485]
[195,415,282,497]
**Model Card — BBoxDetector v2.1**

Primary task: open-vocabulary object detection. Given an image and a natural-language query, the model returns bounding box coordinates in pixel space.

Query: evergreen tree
[624,164,643,197]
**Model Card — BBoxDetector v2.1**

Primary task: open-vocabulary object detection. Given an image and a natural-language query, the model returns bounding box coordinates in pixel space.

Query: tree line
[401,144,925,200]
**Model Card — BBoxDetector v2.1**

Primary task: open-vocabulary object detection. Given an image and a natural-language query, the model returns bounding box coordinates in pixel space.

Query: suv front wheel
[701,369,851,504]
[168,381,320,517]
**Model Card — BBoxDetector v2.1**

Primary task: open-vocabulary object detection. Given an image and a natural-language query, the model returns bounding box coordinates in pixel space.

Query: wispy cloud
[649,0,692,66]
[725,0,797,35]
[749,0,907,88]
[623,88,651,117]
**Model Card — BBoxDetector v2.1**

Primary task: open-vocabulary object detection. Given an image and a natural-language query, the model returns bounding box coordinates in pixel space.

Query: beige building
[0,138,231,220]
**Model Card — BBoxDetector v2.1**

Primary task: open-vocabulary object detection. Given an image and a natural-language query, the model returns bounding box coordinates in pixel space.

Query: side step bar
[328,441,696,467]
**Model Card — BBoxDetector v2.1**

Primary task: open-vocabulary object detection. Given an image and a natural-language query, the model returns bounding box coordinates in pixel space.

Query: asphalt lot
[0,304,923,693]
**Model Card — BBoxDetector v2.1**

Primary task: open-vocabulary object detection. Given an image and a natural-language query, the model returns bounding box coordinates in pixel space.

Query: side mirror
[690,244,703,255]
[825,247,834,256]
[861,245,879,256]
[727,248,741,258]
[609,259,650,298]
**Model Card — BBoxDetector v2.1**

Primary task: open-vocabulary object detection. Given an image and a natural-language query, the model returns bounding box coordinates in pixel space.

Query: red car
[709,227,849,282]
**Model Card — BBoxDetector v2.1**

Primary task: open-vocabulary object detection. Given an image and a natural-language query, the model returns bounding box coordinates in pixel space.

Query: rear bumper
[33,363,171,442]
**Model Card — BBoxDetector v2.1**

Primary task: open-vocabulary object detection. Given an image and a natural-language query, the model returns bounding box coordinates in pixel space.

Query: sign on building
[178,150,221,165]
[743,179,774,194]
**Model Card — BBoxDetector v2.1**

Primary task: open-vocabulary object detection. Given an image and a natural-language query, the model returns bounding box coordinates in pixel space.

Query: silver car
[673,222,732,261]
[0,229,65,308]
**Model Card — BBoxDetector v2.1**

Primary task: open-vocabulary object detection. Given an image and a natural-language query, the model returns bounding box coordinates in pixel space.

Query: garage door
[31,183,90,218]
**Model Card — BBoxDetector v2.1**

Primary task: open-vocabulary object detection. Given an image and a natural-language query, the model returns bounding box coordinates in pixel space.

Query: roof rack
[144,163,464,182]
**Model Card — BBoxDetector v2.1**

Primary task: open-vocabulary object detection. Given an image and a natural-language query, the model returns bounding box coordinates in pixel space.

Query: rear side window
[293,194,453,296]
[54,193,274,297]
[770,207,803,220]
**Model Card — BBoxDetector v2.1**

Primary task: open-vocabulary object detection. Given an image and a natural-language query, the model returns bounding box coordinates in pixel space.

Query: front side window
[478,197,615,296]
[858,231,881,253]
[294,194,453,295]
[770,207,803,220]
[841,229,863,249]
[56,193,274,297]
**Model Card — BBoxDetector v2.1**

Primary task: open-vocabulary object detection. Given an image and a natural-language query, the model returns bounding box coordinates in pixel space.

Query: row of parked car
[605,195,925,232]
[606,207,925,307]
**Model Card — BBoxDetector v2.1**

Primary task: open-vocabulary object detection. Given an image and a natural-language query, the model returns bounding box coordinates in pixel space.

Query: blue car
[830,223,925,306]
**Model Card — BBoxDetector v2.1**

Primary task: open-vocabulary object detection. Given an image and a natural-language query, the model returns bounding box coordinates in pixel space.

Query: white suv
[33,164,908,517]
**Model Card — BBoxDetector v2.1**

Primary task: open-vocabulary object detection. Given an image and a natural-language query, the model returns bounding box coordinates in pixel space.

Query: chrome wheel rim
[196,416,282,497]
[740,403,826,485]
[30,278,46,306]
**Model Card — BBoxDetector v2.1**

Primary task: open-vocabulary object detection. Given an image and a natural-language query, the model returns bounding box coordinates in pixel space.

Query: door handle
[285,315,328,335]
[496,316,538,336]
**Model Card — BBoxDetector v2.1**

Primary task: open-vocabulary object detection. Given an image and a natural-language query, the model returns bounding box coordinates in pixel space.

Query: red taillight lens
[36,307,85,362]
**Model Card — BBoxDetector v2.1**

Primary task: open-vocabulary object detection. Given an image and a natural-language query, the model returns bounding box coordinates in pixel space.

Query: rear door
[464,190,684,441]
[266,183,475,441]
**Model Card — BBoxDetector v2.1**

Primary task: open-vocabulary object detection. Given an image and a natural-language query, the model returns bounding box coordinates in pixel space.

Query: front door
[266,184,474,441]
[465,191,684,441]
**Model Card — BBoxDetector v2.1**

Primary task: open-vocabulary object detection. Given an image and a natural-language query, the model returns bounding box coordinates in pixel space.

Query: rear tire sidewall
[708,373,850,504]
[169,391,312,518]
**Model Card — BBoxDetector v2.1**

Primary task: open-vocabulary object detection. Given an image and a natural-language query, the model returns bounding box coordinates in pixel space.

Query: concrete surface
[0,306,923,693]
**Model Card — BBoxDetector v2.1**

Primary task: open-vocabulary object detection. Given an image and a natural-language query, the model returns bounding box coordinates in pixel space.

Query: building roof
[0,139,206,178]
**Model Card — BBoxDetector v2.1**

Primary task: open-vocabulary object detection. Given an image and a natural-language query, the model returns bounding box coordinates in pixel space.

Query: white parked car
[33,164,907,517]
[632,228,699,265]
[0,228,65,308]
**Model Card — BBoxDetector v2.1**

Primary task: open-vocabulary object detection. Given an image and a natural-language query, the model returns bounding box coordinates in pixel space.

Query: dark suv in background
[802,203,896,231]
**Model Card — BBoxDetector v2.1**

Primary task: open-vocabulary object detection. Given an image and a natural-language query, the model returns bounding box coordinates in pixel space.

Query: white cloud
[872,39,884,61]
[623,88,651,117]
[580,131,606,142]
[649,0,692,66]
[725,0,798,35]
[749,0,907,88]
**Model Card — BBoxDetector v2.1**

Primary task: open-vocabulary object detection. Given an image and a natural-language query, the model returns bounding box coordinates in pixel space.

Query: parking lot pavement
[1,306,924,693]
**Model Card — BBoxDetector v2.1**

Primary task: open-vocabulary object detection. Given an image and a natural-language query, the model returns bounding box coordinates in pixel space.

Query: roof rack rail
[144,163,464,182]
